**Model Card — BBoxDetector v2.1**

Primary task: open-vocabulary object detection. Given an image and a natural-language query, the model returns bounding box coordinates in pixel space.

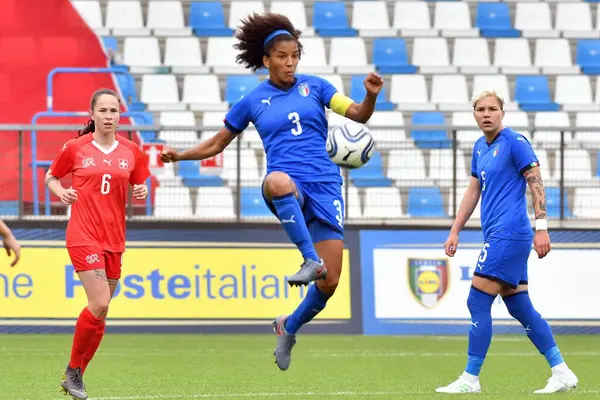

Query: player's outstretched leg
[436,286,495,393]
[263,172,327,286]
[503,291,578,393]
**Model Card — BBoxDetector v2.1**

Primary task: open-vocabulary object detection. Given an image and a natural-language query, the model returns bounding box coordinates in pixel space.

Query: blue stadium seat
[408,187,446,218]
[240,187,273,217]
[0,201,19,216]
[546,187,571,218]
[411,112,451,149]
[102,36,118,54]
[131,112,160,143]
[312,2,357,37]
[226,76,260,105]
[476,3,520,38]
[372,38,417,74]
[189,2,234,37]
[514,76,559,112]
[115,72,145,111]
[349,151,392,187]
[350,76,394,111]
[178,160,224,187]
[576,40,600,75]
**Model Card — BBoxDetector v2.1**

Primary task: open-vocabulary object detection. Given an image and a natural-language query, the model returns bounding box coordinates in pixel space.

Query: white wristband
[535,219,547,231]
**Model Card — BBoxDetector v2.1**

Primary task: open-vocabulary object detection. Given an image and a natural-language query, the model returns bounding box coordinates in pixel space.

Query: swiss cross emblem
[119,159,128,169]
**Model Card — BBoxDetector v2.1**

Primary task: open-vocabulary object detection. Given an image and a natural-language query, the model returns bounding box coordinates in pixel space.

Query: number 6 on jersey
[101,174,111,195]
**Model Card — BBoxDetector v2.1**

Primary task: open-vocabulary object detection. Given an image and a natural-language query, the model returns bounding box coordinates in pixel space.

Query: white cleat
[436,375,482,394]
[534,370,578,394]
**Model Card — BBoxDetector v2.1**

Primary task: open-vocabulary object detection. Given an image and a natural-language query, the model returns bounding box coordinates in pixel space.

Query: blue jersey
[471,128,539,241]
[224,74,341,184]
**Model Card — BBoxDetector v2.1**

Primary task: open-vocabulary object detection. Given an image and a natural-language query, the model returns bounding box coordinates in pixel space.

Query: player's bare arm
[344,73,383,123]
[45,169,78,205]
[445,176,481,257]
[0,218,20,267]
[524,166,551,258]
[161,128,237,163]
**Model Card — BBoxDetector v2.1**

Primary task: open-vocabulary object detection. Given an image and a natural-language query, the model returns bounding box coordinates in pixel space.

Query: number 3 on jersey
[288,112,302,136]
[101,173,112,195]
[481,170,487,191]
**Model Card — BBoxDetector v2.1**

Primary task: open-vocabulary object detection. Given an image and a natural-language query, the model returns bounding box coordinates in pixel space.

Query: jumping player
[436,91,578,394]
[161,13,383,371]
[46,88,151,399]
[0,218,21,267]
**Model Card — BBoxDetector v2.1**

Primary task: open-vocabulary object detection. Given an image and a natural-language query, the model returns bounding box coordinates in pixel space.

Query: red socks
[69,307,104,370]
[82,321,106,374]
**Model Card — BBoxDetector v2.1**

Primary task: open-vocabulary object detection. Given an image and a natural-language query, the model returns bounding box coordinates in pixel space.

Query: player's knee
[503,291,537,320]
[467,286,494,315]
[263,171,293,197]
[318,274,339,296]
[88,298,110,318]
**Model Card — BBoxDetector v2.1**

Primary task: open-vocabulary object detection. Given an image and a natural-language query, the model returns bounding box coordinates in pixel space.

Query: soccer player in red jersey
[45,88,151,400]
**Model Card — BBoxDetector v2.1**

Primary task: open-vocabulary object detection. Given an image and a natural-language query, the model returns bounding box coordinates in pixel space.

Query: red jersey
[50,134,151,252]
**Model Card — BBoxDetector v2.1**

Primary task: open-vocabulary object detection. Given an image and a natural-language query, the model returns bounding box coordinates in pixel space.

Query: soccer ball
[326,123,375,169]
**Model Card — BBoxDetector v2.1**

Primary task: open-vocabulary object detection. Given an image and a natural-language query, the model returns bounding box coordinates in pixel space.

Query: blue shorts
[262,178,344,243]
[472,237,532,289]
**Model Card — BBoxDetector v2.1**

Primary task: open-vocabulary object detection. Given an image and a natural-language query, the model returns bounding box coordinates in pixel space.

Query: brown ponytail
[77,88,121,137]
[78,119,95,136]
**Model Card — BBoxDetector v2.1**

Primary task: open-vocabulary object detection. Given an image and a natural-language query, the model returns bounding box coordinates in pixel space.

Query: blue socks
[465,286,495,376]
[285,284,330,334]
[272,193,319,261]
[503,291,563,367]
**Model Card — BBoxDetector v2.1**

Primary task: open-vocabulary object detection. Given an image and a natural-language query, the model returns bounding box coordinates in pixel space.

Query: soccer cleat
[59,366,88,399]
[435,375,482,393]
[272,315,296,371]
[534,370,578,393]
[286,258,327,287]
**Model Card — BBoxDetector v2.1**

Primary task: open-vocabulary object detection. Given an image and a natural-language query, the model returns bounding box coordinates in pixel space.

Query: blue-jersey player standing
[161,13,383,371]
[436,91,578,394]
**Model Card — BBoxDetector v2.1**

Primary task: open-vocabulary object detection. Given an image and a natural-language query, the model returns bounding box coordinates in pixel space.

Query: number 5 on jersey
[288,112,302,136]
[101,173,112,195]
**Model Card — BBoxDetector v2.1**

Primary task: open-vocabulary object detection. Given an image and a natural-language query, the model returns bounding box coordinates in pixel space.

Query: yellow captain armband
[329,92,354,117]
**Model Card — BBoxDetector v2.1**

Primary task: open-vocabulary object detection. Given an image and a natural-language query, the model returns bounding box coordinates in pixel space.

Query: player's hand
[444,232,459,257]
[3,235,21,267]
[533,230,551,259]
[132,184,148,200]
[364,72,384,96]
[160,147,180,163]
[59,188,78,205]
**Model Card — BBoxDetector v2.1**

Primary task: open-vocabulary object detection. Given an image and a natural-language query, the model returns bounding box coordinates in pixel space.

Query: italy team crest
[408,258,449,309]
[298,83,310,97]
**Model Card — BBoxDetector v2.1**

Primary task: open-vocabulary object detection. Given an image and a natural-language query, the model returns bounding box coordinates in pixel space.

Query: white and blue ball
[326,123,375,169]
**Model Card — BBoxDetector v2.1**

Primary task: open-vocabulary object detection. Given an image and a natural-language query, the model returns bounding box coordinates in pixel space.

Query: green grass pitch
[2,334,599,400]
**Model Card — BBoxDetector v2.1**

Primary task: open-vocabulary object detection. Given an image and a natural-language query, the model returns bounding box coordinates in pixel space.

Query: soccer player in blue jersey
[436,91,578,394]
[161,13,383,371]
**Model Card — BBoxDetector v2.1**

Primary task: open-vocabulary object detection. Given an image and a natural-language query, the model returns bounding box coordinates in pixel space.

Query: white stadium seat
[558,150,593,185]
[386,149,429,186]
[318,74,345,94]
[366,111,407,149]
[393,1,436,37]
[429,149,469,186]
[221,149,261,186]
[158,111,198,146]
[123,37,161,73]
[433,2,478,37]
[363,187,405,219]
[195,187,236,220]
[344,186,363,219]
[534,39,580,75]
[105,0,149,36]
[452,112,481,150]
[296,38,333,74]
[390,75,435,111]
[352,1,396,37]
[493,39,538,75]
[412,38,457,74]
[471,75,518,111]
[146,1,191,36]
[154,187,194,218]
[514,3,557,38]
[533,112,573,151]
[206,37,248,74]
[329,38,373,74]
[431,75,470,111]
[182,75,228,111]
[229,1,265,29]
[164,38,210,74]
[555,3,597,39]
[555,75,598,111]
[453,39,498,75]
[574,112,600,144]
[140,74,186,111]
[574,188,600,218]
[72,0,109,35]
[270,1,314,36]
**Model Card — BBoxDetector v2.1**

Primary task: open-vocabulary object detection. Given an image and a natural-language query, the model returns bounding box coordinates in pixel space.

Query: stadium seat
[573,188,600,218]
[164,38,210,74]
[366,111,408,149]
[225,76,260,104]
[555,3,596,39]
[433,2,478,38]
[154,187,194,218]
[534,39,580,75]
[475,3,519,38]
[123,37,162,73]
[574,112,600,144]
[296,38,333,74]
[195,187,236,220]
[453,38,497,75]
[452,112,481,150]
[343,186,362,220]
[221,149,261,186]
[182,75,228,111]
[206,37,247,74]
[319,74,345,94]
[350,76,393,111]
[102,36,118,54]
[410,112,451,149]
[240,187,275,218]
[349,151,392,187]
[576,40,600,75]
[558,150,593,185]
[514,3,556,38]
[270,1,314,36]
[393,1,435,37]
[329,38,373,74]
[72,0,109,36]
[362,187,404,219]
[390,75,435,111]
[413,38,457,74]
[514,76,560,111]
[555,75,597,111]
[430,75,470,111]
[312,1,357,37]
[131,112,158,143]
[158,111,198,146]
[408,187,446,218]
[147,1,191,37]
[494,39,538,75]
[471,75,518,111]
[105,0,149,36]
[229,1,265,28]
[140,74,186,111]
[178,160,224,187]
[545,187,572,218]
[502,111,530,134]
[534,149,554,185]
[351,1,395,37]
[428,149,469,186]
[386,149,429,186]
[115,72,144,111]
[372,38,417,74]
[532,112,573,150]
[188,2,234,36]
